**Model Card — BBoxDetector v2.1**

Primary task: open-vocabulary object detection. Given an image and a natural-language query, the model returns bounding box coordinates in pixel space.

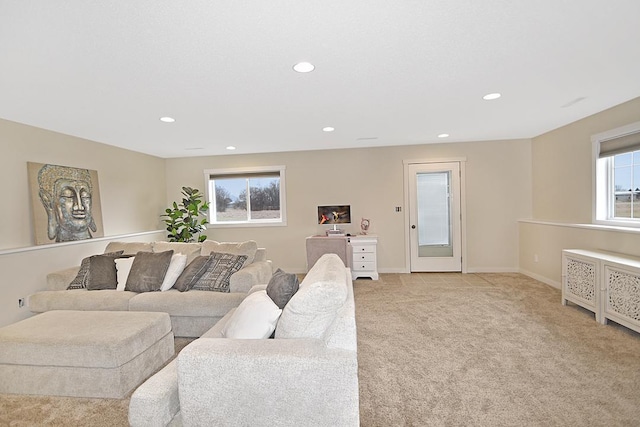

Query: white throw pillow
[222,290,282,339]
[160,253,188,291]
[115,257,135,291]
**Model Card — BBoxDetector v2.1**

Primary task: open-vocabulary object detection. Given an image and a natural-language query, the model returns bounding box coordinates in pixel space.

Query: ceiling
[1,1,640,159]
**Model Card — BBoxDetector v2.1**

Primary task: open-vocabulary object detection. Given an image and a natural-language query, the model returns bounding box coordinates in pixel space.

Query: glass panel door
[408,162,462,272]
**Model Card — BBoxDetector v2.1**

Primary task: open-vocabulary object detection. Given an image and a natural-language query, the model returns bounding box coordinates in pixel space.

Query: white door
[407,162,462,272]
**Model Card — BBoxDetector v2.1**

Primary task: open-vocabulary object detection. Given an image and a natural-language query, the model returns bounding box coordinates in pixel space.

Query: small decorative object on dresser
[360,218,370,235]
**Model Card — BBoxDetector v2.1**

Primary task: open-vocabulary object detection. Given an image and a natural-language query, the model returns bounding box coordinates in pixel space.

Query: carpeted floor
[356,273,640,426]
[1,273,639,426]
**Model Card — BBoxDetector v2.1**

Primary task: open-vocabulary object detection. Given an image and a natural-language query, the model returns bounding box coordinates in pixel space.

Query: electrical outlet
[18,298,25,308]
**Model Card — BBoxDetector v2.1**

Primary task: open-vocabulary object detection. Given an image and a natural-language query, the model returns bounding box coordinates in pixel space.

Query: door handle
[411,225,416,229]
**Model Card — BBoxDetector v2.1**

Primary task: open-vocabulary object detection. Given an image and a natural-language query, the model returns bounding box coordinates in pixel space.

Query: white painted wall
[166,139,532,274]
[0,118,167,327]
[521,96,640,285]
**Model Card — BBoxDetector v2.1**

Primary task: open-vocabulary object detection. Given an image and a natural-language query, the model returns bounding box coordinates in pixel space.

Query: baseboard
[519,268,561,289]
[378,268,409,274]
[466,267,519,273]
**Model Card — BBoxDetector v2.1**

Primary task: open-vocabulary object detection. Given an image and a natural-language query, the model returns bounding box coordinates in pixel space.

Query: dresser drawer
[353,252,376,263]
[352,261,375,271]
[351,245,375,254]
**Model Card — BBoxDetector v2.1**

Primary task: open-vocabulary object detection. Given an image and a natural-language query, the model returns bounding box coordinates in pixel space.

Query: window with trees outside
[205,166,286,227]
[594,122,640,226]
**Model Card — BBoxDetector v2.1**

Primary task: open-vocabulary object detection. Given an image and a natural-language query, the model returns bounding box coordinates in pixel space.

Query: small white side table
[349,235,378,280]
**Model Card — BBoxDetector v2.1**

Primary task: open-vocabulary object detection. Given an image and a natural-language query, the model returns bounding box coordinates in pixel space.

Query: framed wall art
[27,162,105,245]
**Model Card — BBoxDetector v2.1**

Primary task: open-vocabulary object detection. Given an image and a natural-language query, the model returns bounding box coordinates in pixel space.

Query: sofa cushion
[128,289,246,318]
[266,268,299,309]
[201,240,257,267]
[125,250,174,293]
[160,254,188,291]
[104,242,153,256]
[28,289,138,313]
[191,253,248,293]
[221,290,282,339]
[86,254,119,290]
[173,256,212,292]
[68,251,124,290]
[152,242,202,264]
[275,254,348,340]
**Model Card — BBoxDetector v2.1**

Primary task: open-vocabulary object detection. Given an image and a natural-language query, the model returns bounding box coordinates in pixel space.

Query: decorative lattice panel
[566,258,596,303]
[606,268,640,322]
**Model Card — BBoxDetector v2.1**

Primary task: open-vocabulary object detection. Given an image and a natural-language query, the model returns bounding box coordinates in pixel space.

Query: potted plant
[161,187,210,242]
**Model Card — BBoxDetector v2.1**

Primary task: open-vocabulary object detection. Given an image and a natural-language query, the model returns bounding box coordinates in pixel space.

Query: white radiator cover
[562,249,640,334]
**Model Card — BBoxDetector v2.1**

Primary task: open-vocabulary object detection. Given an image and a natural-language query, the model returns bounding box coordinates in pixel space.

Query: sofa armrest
[129,360,180,427]
[46,266,80,291]
[177,338,359,427]
[228,260,273,293]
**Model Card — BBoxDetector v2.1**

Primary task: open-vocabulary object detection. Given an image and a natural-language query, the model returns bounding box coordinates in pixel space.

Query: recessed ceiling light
[293,62,315,73]
[322,127,335,132]
[482,93,501,101]
[160,116,175,123]
[226,146,236,151]
[438,133,450,138]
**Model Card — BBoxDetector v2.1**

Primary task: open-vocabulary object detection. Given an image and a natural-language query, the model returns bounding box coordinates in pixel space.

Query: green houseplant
[161,187,210,242]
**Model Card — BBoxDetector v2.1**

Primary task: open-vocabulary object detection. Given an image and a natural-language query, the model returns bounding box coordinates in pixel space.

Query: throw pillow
[173,255,212,292]
[125,250,174,293]
[191,252,248,292]
[222,290,282,339]
[152,242,202,264]
[67,250,124,289]
[266,268,300,309]
[115,257,136,291]
[201,240,258,268]
[86,254,119,290]
[160,253,188,291]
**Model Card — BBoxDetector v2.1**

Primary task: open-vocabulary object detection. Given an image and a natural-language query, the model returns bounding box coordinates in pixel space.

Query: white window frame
[593,121,640,227]
[203,165,287,228]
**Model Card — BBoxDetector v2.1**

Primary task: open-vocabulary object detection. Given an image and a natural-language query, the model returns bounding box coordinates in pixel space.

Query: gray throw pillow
[67,250,124,290]
[191,252,248,292]
[173,256,213,292]
[86,254,119,290]
[266,268,300,309]
[125,250,174,293]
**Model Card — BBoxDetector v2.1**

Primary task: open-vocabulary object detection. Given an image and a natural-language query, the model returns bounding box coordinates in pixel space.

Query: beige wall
[0,118,167,327]
[166,139,532,274]
[520,96,640,286]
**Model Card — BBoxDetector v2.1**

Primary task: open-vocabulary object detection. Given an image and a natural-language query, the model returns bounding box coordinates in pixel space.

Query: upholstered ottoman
[0,310,174,398]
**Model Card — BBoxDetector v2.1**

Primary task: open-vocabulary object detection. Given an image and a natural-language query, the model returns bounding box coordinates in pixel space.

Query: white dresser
[349,235,378,280]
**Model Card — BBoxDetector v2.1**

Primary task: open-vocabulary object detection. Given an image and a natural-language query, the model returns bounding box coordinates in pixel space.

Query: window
[594,121,640,226]
[204,166,286,227]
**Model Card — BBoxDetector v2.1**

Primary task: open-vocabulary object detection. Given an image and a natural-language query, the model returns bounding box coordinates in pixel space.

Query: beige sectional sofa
[28,240,273,337]
[129,253,360,427]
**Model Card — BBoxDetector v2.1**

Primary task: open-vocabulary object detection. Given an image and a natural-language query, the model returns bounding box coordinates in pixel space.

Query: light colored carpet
[1,273,639,426]
[356,273,640,426]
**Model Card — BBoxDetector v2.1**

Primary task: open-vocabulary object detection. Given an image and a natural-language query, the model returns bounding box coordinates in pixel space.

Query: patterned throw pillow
[173,256,213,292]
[191,252,248,292]
[67,251,124,290]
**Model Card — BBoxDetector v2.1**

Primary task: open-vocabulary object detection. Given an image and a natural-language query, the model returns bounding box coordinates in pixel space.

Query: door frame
[403,158,467,273]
